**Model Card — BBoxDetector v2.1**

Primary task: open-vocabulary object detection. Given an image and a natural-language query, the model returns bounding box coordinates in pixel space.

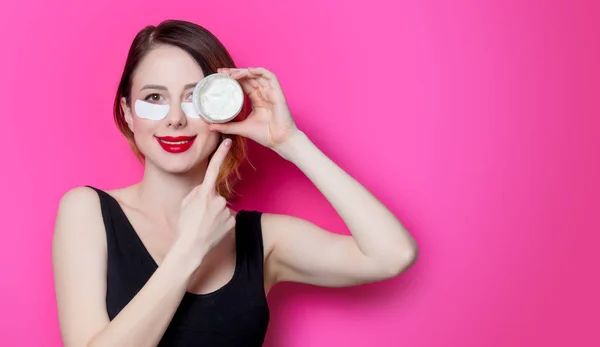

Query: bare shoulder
[53,186,111,343]
[259,212,334,253]
[57,186,100,210]
[255,212,283,289]
[53,186,106,248]
[258,212,315,266]
[255,212,282,259]
[56,186,102,223]
[260,212,312,237]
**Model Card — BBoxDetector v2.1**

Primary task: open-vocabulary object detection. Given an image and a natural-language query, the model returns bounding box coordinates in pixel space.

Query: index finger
[218,68,258,94]
[202,138,232,191]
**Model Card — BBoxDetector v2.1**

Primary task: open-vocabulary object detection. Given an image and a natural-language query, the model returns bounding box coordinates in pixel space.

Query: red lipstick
[155,135,197,154]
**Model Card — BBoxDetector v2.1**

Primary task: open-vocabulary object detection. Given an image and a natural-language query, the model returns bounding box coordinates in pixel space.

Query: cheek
[189,118,216,139]
[132,119,159,142]
[195,124,221,151]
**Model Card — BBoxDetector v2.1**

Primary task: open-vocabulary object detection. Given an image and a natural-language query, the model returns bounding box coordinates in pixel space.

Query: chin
[157,157,200,174]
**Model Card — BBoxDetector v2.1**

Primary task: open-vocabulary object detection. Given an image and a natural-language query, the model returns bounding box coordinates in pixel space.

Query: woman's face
[122,44,220,174]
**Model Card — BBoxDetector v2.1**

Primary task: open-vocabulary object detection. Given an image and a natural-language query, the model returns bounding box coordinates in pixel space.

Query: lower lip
[156,137,196,153]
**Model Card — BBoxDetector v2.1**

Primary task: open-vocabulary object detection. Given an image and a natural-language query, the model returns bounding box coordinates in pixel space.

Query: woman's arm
[53,142,233,346]
[263,130,418,287]
[53,143,234,346]
[53,187,196,347]
[210,67,418,288]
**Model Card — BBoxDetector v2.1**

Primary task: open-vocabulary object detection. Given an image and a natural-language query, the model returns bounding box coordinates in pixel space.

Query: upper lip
[155,135,197,142]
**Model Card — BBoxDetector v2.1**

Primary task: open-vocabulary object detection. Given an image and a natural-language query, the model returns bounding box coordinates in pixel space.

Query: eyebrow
[140,83,198,92]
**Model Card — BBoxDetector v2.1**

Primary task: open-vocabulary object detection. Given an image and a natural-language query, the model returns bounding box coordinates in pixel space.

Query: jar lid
[192,73,244,123]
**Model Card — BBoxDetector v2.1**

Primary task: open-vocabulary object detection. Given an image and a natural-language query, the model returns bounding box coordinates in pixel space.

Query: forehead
[132,45,205,90]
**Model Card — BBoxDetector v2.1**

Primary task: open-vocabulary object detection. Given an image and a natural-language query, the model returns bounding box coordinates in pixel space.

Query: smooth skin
[52,45,418,347]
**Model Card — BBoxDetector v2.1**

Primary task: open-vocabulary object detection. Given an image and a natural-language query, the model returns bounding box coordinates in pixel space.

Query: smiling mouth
[155,135,197,153]
[159,139,192,145]
[156,135,197,144]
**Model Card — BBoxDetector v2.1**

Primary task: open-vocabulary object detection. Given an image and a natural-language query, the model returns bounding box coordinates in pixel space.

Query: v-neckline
[104,190,242,298]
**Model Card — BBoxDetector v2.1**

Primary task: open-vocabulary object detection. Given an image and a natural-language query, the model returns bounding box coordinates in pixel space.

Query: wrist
[274,129,311,161]
[165,241,207,275]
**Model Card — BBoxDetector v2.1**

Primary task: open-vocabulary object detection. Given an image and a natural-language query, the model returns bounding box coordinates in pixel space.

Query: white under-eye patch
[134,100,170,120]
[181,101,200,119]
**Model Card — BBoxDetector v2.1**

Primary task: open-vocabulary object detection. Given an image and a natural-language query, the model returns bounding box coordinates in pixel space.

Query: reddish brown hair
[113,20,248,199]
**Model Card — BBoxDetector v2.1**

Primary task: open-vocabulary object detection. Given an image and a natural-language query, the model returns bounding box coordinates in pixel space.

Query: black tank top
[89,187,270,346]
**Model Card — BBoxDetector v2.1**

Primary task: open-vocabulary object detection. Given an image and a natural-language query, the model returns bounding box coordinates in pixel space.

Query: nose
[165,102,187,129]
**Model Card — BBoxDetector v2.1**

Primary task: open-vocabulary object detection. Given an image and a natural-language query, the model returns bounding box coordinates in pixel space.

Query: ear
[121,97,134,133]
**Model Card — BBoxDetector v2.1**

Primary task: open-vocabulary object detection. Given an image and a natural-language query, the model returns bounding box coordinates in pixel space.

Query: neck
[135,160,209,218]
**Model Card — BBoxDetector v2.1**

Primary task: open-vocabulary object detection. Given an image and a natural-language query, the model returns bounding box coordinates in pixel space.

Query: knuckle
[215,196,227,208]
[227,217,236,229]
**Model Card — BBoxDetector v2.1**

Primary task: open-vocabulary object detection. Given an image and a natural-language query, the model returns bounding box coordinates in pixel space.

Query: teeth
[160,139,190,145]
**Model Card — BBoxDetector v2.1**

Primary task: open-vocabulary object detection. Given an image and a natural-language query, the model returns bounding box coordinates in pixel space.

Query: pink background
[1,0,599,346]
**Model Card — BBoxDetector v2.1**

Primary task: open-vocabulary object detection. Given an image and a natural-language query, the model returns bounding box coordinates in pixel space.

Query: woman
[52,19,418,346]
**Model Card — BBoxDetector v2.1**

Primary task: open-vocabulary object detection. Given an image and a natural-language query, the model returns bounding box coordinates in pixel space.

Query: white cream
[134,100,170,120]
[193,73,244,123]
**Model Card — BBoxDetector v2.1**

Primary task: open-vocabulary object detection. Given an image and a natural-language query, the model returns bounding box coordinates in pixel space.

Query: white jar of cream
[192,73,244,123]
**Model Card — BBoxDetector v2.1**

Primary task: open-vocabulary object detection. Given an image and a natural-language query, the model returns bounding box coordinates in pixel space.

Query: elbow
[383,241,419,278]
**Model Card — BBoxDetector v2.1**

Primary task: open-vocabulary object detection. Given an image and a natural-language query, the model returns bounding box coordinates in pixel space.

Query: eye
[144,93,164,103]
[185,92,193,102]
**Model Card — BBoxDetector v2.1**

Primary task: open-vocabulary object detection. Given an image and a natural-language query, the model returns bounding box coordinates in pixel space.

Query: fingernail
[223,138,232,147]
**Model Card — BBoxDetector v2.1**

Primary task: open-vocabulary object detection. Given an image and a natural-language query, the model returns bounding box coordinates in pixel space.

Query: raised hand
[209,67,299,150]
[172,138,236,267]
